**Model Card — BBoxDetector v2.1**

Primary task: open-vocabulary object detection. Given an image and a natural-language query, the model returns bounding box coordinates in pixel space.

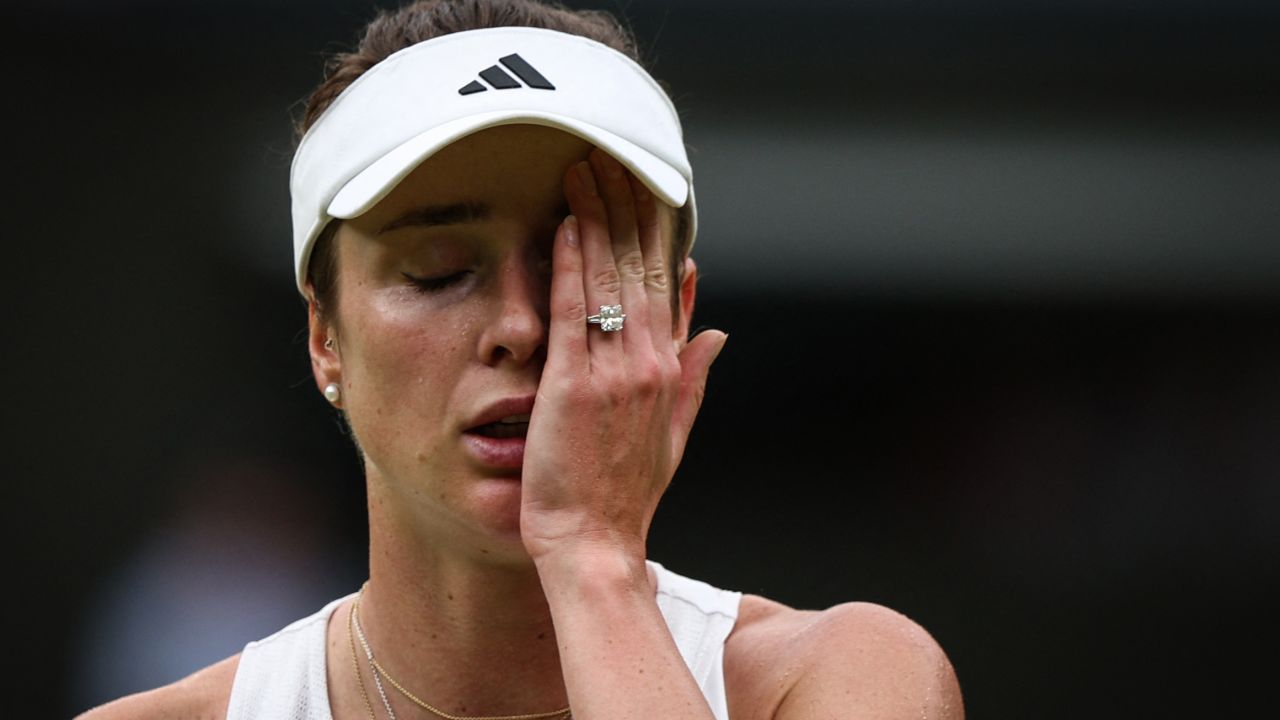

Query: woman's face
[310,125,682,553]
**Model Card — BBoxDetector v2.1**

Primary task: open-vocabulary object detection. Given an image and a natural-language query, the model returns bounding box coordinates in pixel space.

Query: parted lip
[464,395,536,432]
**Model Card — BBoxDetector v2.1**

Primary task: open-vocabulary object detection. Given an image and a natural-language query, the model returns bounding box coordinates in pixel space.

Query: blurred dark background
[8,0,1278,717]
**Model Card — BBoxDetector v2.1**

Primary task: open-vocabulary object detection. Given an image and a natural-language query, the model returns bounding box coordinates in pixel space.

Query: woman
[80,1,963,718]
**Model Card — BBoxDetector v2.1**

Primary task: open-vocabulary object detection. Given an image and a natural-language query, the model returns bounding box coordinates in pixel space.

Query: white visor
[289,26,697,295]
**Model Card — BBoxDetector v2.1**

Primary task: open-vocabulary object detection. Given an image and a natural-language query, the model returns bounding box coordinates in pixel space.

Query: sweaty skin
[76,125,963,720]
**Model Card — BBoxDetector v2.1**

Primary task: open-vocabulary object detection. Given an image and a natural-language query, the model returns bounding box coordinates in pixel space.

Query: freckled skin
[320,126,602,561]
[73,125,963,720]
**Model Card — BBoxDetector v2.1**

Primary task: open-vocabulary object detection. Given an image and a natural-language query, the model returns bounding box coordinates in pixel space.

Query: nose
[478,247,550,367]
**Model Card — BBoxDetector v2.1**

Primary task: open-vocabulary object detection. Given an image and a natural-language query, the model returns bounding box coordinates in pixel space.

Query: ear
[307,291,342,405]
[673,256,698,349]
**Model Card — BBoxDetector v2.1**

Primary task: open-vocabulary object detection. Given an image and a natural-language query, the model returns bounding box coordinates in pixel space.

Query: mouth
[467,414,531,440]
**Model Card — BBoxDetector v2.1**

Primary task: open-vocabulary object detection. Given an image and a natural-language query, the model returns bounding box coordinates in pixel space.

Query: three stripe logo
[458,53,556,95]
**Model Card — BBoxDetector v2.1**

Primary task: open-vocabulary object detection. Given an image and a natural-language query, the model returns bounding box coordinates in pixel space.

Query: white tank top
[226,561,742,720]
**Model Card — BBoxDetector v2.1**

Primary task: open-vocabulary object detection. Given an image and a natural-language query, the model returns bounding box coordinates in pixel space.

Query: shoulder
[725,595,963,720]
[74,653,240,720]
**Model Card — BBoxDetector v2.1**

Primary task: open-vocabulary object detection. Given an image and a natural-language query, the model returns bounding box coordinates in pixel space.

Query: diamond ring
[586,304,626,332]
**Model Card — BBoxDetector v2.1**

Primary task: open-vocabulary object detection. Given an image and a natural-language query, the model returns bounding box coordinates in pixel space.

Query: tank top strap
[225,594,350,720]
[647,560,743,720]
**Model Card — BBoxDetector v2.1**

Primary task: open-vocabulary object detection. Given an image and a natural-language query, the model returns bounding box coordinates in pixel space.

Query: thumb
[670,330,729,460]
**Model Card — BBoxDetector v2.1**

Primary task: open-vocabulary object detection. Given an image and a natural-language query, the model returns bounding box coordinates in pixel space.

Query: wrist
[533,541,649,596]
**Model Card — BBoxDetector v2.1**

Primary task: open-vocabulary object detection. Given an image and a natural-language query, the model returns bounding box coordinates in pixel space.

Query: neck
[356,480,569,716]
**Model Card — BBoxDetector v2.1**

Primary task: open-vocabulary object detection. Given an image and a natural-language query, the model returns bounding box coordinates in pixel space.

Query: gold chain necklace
[353,584,572,720]
[347,600,378,720]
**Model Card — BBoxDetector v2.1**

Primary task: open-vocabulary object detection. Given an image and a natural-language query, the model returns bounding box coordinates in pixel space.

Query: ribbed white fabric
[225,561,742,720]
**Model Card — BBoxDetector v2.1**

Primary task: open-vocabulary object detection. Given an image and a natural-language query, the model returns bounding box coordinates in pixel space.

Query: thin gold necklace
[347,599,379,720]
[352,584,572,720]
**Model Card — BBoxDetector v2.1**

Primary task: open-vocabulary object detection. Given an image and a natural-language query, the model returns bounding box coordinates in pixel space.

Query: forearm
[536,548,718,720]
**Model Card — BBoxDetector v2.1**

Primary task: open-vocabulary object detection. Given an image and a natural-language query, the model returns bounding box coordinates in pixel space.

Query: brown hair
[298,0,692,319]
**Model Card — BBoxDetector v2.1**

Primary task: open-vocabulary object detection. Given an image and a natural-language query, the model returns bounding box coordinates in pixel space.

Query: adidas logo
[458,53,556,95]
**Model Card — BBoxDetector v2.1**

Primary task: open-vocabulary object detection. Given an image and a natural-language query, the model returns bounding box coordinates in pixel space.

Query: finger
[565,159,625,361]
[626,170,675,346]
[668,330,728,464]
[588,149,652,357]
[547,215,589,373]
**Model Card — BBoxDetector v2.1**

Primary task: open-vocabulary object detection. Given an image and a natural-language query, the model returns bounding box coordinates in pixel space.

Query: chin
[468,526,538,568]
[465,479,529,553]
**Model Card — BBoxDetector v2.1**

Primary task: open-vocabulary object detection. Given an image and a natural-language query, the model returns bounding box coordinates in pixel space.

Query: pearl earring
[324,383,341,404]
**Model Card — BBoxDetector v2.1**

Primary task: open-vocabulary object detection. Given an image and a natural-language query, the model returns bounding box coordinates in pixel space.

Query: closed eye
[402,270,470,293]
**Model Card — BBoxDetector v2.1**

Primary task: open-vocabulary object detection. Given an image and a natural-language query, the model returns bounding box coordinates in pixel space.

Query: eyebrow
[378,201,490,234]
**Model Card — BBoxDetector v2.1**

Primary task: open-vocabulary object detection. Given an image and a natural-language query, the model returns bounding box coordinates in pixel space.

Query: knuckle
[561,299,588,322]
[630,358,663,395]
[644,262,670,291]
[658,358,682,388]
[592,267,622,296]
[616,250,646,281]
[637,369,663,396]
[605,381,630,408]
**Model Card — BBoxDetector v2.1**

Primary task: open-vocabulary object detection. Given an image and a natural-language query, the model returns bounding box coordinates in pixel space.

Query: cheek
[338,295,477,453]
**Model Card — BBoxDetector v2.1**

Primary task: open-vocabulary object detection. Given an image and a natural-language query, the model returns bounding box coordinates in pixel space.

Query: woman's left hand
[519,148,727,564]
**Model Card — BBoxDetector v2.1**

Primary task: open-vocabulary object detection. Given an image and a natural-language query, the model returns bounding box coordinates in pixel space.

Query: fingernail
[713,333,729,361]
[575,162,597,196]
[564,215,579,248]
